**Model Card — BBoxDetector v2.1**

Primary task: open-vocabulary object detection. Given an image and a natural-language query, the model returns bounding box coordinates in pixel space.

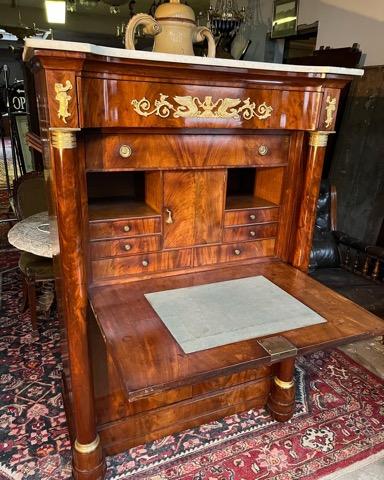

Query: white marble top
[8,211,52,258]
[23,38,364,77]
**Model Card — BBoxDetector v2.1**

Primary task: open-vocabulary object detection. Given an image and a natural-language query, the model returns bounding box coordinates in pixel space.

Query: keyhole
[165,208,173,224]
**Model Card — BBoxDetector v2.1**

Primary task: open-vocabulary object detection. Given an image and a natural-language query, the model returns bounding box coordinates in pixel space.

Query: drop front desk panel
[24,41,384,479]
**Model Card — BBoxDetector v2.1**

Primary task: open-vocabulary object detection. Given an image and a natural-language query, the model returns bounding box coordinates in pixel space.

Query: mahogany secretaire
[23,39,384,479]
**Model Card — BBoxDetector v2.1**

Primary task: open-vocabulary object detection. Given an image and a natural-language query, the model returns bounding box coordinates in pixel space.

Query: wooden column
[291,131,332,271]
[267,357,296,422]
[50,128,105,480]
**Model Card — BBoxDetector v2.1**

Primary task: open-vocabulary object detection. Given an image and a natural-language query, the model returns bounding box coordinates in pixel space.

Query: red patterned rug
[0,252,384,479]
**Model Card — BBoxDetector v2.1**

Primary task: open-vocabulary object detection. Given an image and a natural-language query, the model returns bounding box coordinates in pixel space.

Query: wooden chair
[12,172,54,330]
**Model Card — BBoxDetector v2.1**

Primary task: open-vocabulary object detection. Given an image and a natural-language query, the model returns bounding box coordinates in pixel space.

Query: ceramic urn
[125,0,216,58]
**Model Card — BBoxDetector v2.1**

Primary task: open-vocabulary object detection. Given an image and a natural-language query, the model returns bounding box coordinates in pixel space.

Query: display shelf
[225,195,278,211]
[88,198,160,222]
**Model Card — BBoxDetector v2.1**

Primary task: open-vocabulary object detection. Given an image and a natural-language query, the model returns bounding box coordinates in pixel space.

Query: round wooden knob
[142,259,149,267]
[249,230,256,237]
[234,249,241,256]
[119,145,132,158]
[123,225,131,232]
[124,244,132,251]
[249,214,256,221]
[258,145,269,156]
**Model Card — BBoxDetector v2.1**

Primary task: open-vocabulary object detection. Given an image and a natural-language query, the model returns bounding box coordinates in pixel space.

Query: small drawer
[89,217,161,240]
[224,207,279,226]
[194,239,276,267]
[92,249,192,280]
[223,223,278,243]
[90,235,162,259]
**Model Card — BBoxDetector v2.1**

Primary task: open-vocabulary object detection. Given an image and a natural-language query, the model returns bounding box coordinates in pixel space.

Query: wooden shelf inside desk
[225,195,278,210]
[88,199,160,222]
[89,261,384,403]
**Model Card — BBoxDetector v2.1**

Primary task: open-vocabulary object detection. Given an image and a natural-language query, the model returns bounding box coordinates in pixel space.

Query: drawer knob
[119,145,132,158]
[124,243,132,251]
[249,214,256,221]
[123,225,131,232]
[249,230,256,237]
[258,145,269,156]
[234,249,241,256]
[142,259,149,267]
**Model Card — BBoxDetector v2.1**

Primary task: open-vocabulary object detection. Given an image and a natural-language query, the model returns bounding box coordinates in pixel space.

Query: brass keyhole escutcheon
[165,208,174,224]
[119,145,132,158]
[124,244,132,251]
[249,214,256,221]
[234,249,241,256]
[258,145,269,156]
[123,225,131,232]
[249,230,256,237]
[142,259,149,267]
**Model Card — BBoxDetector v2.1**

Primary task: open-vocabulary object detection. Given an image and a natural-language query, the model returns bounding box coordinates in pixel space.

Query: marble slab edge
[23,38,364,77]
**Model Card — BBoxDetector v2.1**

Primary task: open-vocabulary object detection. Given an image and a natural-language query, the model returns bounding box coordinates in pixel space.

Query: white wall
[298,0,384,66]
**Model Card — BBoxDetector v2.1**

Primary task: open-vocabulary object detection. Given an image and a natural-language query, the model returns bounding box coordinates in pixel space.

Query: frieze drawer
[223,224,278,243]
[92,249,192,280]
[194,239,276,267]
[224,208,279,226]
[89,217,161,240]
[85,134,290,170]
[90,235,162,259]
[81,77,322,130]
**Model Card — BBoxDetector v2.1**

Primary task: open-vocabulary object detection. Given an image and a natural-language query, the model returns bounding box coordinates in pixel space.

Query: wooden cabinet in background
[24,39,384,480]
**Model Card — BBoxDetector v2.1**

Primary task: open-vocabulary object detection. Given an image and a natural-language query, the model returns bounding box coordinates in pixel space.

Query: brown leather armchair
[310,181,384,319]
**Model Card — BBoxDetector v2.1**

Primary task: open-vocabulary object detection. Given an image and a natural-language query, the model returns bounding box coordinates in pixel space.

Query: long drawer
[194,239,276,267]
[89,217,161,240]
[223,223,278,243]
[90,235,162,259]
[92,249,192,280]
[224,207,279,226]
[85,134,289,170]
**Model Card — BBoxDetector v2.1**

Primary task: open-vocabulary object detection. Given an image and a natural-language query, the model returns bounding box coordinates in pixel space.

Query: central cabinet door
[163,170,226,248]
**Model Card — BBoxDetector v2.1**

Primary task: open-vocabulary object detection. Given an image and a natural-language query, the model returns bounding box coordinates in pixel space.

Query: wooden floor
[89,260,384,402]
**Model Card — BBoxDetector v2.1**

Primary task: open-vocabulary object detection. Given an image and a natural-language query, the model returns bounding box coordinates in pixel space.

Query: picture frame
[271,0,300,39]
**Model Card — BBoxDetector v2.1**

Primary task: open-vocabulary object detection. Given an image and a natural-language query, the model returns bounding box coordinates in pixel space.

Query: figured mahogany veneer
[89,217,161,240]
[92,248,192,279]
[81,78,322,130]
[223,223,278,242]
[224,205,280,226]
[26,42,379,479]
[86,133,290,170]
[194,239,276,266]
[90,235,162,259]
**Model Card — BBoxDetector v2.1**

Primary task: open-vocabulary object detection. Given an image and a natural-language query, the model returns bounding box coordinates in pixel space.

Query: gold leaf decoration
[131,94,273,121]
[324,96,337,128]
[54,80,73,124]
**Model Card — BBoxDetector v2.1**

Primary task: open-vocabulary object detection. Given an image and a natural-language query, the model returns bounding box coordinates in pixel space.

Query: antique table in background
[7,211,52,258]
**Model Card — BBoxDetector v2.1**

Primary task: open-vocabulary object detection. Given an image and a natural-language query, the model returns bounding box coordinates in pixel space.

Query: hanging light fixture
[207,0,246,37]
[45,0,66,24]
[102,0,129,14]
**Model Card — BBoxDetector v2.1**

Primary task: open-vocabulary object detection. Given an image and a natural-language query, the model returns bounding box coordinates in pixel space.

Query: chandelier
[207,0,246,37]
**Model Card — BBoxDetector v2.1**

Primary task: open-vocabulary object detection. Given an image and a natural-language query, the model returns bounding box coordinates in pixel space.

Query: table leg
[267,357,296,422]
